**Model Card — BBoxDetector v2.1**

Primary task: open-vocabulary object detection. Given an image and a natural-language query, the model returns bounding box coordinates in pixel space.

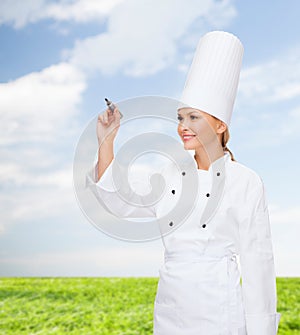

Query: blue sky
[0,0,300,277]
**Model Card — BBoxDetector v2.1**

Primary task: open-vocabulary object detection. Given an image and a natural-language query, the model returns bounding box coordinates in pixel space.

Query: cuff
[245,312,281,335]
[85,158,118,192]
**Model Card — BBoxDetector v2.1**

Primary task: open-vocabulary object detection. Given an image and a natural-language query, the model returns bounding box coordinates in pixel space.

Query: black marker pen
[105,98,123,118]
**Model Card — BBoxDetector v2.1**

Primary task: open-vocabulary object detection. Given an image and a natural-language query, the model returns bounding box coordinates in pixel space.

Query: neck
[194,141,224,170]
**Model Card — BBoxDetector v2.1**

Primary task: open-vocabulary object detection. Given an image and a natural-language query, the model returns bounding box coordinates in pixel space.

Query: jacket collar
[188,150,231,172]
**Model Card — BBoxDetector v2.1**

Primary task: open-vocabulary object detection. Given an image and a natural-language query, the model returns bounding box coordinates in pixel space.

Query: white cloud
[1,170,74,222]
[0,0,123,28]
[239,49,300,105]
[44,0,123,23]
[66,0,237,77]
[0,62,87,235]
[280,106,300,137]
[232,47,300,147]
[0,0,237,77]
[0,145,76,230]
[0,62,86,145]
[0,158,72,192]
[232,99,300,148]
[0,0,45,28]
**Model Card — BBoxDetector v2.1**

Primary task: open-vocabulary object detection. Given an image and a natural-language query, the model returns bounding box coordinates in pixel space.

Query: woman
[88,31,281,334]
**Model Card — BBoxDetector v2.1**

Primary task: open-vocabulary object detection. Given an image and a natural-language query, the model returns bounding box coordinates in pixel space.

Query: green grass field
[0,277,299,334]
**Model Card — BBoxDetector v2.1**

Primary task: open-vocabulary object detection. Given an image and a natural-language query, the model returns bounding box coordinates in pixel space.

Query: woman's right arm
[96,104,120,182]
[86,105,158,219]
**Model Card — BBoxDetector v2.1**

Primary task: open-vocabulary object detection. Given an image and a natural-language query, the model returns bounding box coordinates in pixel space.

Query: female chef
[87,31,281,334]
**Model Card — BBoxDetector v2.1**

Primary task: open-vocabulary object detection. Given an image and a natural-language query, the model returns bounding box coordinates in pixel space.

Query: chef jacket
[86,151,281,335]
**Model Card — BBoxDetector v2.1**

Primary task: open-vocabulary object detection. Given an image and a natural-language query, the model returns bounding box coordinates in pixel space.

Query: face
[177,108,227,150]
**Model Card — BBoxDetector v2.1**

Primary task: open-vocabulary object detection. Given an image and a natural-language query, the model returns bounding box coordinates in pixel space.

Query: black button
[217,172,220,176]
[169,222,174,226]
[171,190,175,194]
[206,193,210,197]
[202,224,206,228]
[182,171,186,176]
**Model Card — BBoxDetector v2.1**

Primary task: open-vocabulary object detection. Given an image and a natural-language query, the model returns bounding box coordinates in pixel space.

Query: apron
[153,252,247,335]
[153,153,246,334]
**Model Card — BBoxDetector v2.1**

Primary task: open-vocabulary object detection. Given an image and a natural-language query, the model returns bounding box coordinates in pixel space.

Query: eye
[177,115,183,121]
[190,115,199,120]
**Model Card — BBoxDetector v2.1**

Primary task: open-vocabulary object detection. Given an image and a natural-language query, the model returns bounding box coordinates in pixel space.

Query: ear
[216,120,227,134]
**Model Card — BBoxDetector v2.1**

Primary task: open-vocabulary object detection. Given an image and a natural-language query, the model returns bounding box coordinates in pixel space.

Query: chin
[183,143,196,150]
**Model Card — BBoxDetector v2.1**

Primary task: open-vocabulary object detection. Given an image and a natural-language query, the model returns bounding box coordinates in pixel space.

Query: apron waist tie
[163,252,240,286]
[164,252,238,263]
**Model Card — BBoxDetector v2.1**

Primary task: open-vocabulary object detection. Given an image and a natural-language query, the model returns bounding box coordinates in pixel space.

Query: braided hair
[221,127,236,162]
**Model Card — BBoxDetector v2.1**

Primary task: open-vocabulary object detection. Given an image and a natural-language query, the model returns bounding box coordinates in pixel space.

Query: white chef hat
[178,31,244,127]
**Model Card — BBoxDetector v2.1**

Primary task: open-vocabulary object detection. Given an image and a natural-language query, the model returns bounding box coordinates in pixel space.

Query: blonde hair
[221,128,236,161]
[212,115,236,162]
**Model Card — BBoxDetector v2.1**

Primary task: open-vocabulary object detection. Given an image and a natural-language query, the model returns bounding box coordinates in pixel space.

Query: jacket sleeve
[238,176,281,335]
[85,157,161,219]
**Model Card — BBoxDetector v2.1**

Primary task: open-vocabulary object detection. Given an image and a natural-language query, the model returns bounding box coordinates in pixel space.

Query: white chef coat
[86,151,281,335]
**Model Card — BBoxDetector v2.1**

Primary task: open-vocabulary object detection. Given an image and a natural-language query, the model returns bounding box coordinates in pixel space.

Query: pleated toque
[178,31,244,127]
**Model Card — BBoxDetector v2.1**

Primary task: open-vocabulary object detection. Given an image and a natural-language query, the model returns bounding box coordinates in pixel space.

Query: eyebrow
[177,111,201,116]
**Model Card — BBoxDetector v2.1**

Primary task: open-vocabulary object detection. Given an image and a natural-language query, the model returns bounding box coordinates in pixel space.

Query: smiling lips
[182,134,196,141]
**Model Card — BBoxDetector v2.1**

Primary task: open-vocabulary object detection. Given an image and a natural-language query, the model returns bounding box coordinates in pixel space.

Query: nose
[178,122,190,132]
